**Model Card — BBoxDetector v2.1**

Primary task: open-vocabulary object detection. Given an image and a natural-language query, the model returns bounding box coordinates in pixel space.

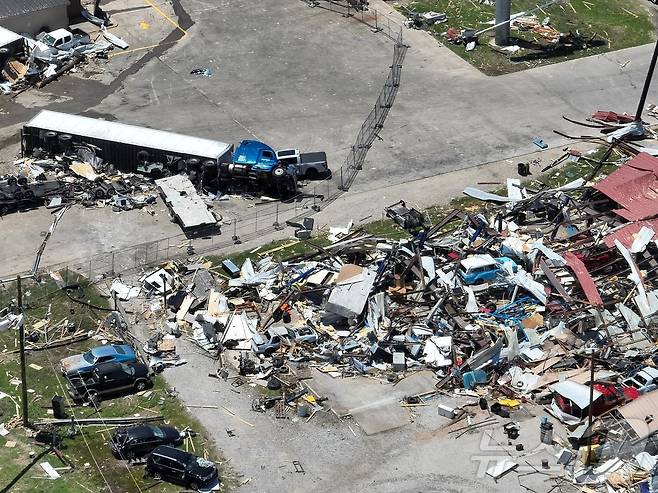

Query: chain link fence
[19,11,408,281]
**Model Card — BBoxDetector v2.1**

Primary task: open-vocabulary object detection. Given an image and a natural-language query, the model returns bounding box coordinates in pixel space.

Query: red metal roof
[603,218,658,249]
[591,111,634,123]
[594,153,658,221]
[563,252,603,306]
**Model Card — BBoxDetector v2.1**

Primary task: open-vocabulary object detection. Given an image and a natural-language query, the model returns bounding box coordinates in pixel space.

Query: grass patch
[399,0,655,75]
[0,277,237,492]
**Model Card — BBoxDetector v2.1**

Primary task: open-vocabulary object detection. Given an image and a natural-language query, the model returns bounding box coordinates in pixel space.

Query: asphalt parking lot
[1,0,658,274]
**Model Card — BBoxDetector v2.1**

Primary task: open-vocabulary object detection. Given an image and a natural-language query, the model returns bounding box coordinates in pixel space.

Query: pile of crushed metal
[111,113,658,488]
[0,146,159,217]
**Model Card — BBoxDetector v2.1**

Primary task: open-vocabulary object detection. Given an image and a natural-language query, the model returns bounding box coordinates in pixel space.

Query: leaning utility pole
[495,0,511,46]
[635,38,658,122]
[16,276,29,428]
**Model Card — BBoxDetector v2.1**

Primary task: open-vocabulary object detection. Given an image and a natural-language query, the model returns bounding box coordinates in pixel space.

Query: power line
[22,306,115,493]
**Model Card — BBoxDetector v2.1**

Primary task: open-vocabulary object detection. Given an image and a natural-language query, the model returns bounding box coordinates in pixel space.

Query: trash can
[540,416,553,445]
[52,395,67,419]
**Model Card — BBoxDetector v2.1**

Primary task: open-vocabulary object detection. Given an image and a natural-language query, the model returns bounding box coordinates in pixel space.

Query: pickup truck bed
[300,152,327,165]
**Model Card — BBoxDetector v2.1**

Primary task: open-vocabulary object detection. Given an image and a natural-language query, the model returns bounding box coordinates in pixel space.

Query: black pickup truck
[67,361,151,403]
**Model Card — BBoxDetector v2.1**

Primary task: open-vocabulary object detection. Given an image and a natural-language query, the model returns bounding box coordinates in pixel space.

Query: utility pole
[585,349,595,464]
[495,0,511,46]
[635,38,658,122]
[16,276,29,428]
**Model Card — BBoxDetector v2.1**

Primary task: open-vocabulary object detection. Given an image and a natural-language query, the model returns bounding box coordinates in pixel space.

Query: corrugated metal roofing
[618,391,658,439]
[0,0,70,19]
[563,251,603,306]
[25,110,232,161]
[594,152,658,221]
[603,218,658,249]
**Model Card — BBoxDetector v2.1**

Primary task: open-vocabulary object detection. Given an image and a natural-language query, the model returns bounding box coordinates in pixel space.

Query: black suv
[67,361,151,403]
[145,446,219,491]
[109,425,184,460]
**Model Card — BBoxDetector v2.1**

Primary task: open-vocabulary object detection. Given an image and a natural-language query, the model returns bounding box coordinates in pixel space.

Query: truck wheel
[45,131,58,140]
[134,380,148,392]
[137,150,150,163]
[94,189,106,199]
[306,168,319,180]
[273,167,286,178]
[17,176,27,186]
[186,158,200,169]
[23,190,35,199]
[189,482,199,491]
[7,177,17,186]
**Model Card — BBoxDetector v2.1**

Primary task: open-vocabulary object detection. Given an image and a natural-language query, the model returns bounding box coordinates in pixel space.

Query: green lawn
[0,276,237,492]
[399,0,655,75]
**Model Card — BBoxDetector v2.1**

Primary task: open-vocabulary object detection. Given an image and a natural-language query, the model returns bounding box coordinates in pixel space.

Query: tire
[134,380,148,392]
[7,177,17,186]
[94,189,106,199]
[23,190,35,199]
[189,482,199,491]
[45,131,58,140]
[17,176,27,186]
[267,377,282,391]
[272,166,286,178]
[305,168,319,180]
[137,150,150,163]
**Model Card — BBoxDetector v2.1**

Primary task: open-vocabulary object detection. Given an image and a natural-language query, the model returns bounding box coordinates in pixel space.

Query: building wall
[0,6,69,35]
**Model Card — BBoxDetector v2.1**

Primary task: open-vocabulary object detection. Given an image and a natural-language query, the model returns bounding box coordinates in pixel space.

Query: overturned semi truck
[21,110,299,196]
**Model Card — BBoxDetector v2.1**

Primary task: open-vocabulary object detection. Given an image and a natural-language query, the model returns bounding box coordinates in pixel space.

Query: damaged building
[0,0,81,36]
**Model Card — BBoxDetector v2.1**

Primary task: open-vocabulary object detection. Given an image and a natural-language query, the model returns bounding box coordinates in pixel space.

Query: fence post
[274,203,283,230]
[88,258,92,280]
[111,252,115,275]
[232,218,241,244]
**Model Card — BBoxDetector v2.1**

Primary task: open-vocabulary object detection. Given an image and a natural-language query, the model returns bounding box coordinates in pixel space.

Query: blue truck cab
[459,254,518,285]
[224,140,297,195]
[231,140,279,172]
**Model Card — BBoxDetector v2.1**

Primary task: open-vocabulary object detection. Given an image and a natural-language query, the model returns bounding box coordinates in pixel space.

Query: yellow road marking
[108,0,188,58]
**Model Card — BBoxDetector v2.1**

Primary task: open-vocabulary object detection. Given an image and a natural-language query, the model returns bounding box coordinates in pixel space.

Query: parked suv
[109,425,184,460]
[67,361,151,403]
[145,446,219,490]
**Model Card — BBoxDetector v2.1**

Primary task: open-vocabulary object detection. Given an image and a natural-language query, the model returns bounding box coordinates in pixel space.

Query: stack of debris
[114,120,658,486]
[0,18,127,94]
[0,146,158,217]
